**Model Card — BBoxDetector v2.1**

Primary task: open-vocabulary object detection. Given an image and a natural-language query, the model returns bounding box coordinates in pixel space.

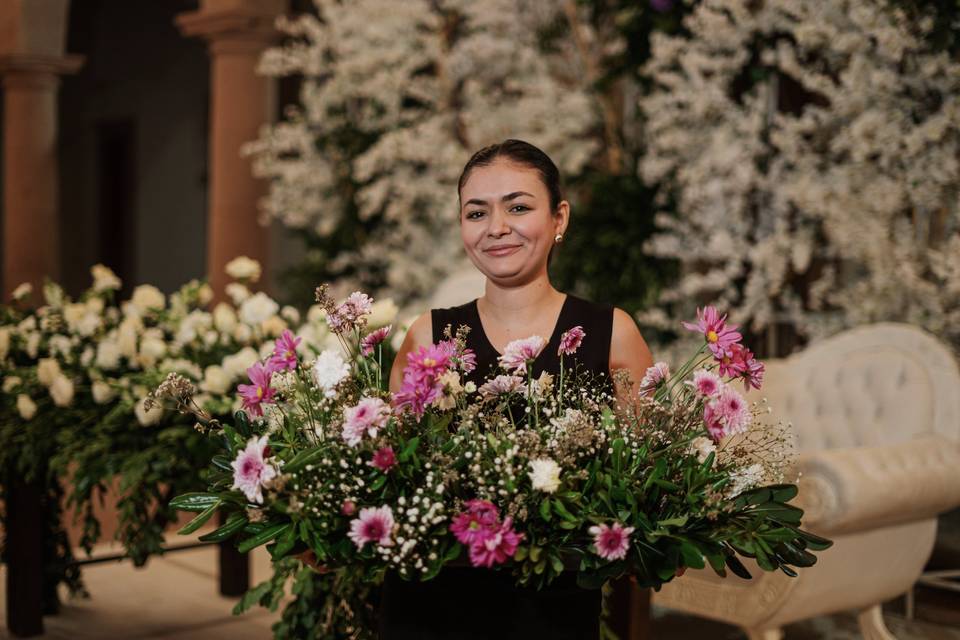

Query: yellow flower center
[257,387,264,399]
[706,330,719,343]
[423,357,436,367]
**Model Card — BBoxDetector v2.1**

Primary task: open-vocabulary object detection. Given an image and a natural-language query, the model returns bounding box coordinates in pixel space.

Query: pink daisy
[341,396,391,446]
[715,385,752,435]
[361,325,391,356]
[450,500,500,546]
[269,329,301,371]
[370,446,397,472]
[237,361,276,417]
[348,505,395,550]
[404,343,452,383]
[741,354,765,391]
[558,326,586,356]
[589,522,635,561]
[498,335,547,374]
[690,369,723,398]
[638,361,670,397]
[230,435,276,504]
[459,348,477,374]
[391,373,443,421]
[682,306,742,359]
[717,343,750,378]
[467,517,522,568]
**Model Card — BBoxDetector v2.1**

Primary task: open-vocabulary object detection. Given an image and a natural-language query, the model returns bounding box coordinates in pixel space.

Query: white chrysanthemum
[138,336,167,369]
[368,298,399,328]
[91,264,122,292]
[175,310,213,345]
[17,394,37,420]
[225,256,262,282]
[130,285,165,314]
[95,339,122,371]
[25,332,40,359]
[239,292,279,326]
[134,396,163,426]
[528,458,561,494]
[37,358,61,386]
[201,365,232,395]
[12,282,32,301]
[80,346,95,367]
[222,347,260,381]
[213,303,238,333]
[3,376,21,393]
[233,323,253,344]
[0,326,10,360]
[280,305,300,325]
[92,380,117,404]
[49,374,74,407]
[312,349,351,398]
[225,283,251,306]
[261,315,286,338]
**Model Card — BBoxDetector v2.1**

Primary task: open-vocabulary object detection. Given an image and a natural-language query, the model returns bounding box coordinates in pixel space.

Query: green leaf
[234,410,252,438]
[177,500,221,535]
[725,554,752,579]
[283,446,325,474]
[238,523,292,553]
[399,437,420,462]
[657,514,688,528]
[199,513,247,542]
[170,492,221,512]
[539,500,552,522]
[550,555,564,574]
[679,541,705,570]
[370,475,387,492]
[552,499,577,522]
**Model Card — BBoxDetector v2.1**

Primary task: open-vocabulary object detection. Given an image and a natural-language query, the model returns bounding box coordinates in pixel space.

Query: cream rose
[49,374,75,407]
[17,394,37,420]
[225,256,262,282]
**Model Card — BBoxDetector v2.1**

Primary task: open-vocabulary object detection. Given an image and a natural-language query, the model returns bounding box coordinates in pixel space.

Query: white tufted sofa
[651,323,960,639]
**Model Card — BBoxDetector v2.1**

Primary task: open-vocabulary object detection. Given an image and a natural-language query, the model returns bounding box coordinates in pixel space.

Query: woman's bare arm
[388,311,433,395]
[608,307,655,411]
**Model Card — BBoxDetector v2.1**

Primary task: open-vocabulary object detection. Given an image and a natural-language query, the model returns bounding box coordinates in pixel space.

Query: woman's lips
[483,245,521,257]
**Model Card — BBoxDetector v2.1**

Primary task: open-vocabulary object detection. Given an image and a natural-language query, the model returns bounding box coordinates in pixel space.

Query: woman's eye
[466,210,484,220]
[510,205,529,213]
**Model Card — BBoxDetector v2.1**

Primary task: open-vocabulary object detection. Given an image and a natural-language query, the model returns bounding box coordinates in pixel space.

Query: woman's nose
[488,208,511,236]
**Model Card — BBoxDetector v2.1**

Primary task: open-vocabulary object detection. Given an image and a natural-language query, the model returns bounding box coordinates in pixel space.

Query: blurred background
[1,0,959,638]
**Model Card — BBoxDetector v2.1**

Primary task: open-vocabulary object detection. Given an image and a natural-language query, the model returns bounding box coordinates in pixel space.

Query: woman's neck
[479,278,563,326]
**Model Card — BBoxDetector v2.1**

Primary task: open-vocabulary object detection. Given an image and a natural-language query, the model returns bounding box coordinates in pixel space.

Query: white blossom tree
[246,0,632,305]
[639,0,960,352]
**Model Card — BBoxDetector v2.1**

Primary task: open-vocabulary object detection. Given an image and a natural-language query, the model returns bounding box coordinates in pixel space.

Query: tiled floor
[2,542,959,639]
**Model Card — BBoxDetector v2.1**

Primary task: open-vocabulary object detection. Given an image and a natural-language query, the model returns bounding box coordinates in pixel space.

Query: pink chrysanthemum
[348,505,395,550]
[690,369,723,398]
[638,361,670,397]
[230,435,276,504]
[589,522,635,561]
[498,335,546,374]
[237,361,276,417]
[405,343,452,382]
[391,373,443,421]
[371,446,397,472]
[450,500,500,545]
[558,326,586,356]
[741,354,765,391]
[269,330,301,371]
[478,374,524,397]
[682,306,742,359]
[467,517,522,568]
[361,325,391,356]
[704,385,752,440]
[342,396,391,446]
[459,348,477,374]
[717,343,751,378]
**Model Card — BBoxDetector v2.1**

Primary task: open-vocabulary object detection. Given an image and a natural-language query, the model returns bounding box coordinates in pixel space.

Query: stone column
[0,0,82,302]
[176,0,286,300]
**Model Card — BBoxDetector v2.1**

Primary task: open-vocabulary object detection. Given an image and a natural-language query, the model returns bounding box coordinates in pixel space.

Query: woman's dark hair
[457,139,563,214]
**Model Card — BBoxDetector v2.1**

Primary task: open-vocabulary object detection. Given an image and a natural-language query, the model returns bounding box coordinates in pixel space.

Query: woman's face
[458,158,568,285]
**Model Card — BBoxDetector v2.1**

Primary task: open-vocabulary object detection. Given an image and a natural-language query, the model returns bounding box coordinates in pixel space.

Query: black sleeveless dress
[378,293,615,640]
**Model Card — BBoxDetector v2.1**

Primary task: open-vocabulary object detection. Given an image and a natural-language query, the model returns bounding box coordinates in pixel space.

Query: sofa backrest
[757,323,960,452]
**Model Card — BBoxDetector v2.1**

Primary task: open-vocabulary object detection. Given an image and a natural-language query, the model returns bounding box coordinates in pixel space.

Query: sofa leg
[745,628,783,640]
[857,604,895,640]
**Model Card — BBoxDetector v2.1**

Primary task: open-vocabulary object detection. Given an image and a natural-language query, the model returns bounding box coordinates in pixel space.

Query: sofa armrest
[794,435,960,535]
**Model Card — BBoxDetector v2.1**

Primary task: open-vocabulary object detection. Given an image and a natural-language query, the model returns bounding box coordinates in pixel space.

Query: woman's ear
[555,200,571,235]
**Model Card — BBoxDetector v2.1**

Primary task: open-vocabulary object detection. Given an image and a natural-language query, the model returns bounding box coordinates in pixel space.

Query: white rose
[48,335,72,360]
[49,374,75,407]
[37,358,61,386]
[25,332,40,359]
[130,285,165,314]
[96,340,122,370]
[222,347,259,381]
[197,284,214,306]
[528,458,562,494]
[213,303,238,333]
[92,380,117,404]
[16,394,37,420]
[203,330,219,347]
[63,303,87,331]
[134,397,163,426]
[43,282,65,307]
[239,292,279,326]
[80,346,95,367]
[280,306,300,325]
[175,310,212,345]
[159,358,202,379]
[91,264,122,292]
[258,341,275,360]
[3,376,22,393]
[0,326,10,360]
[225,283,251,305]
[11,282,33,301]
[233,323,253,344]
[689,436,716,465]
[312,349,350,398]
[368,298,399,329]
[117,318,141,358]
[261,315,286,338]
[138,336,167,369]
[17,316,36,333]
[225,256,262,282]
[201,365,232,395]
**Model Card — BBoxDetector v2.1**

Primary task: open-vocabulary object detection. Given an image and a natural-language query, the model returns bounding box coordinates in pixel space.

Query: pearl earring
[554,233,563,244]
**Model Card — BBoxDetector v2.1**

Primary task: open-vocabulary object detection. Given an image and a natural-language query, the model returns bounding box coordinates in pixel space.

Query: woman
[380,139,654,639]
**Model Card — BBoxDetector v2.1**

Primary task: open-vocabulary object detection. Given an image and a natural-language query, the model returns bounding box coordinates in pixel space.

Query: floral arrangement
[0,260,399,604]
[161,286,831,636]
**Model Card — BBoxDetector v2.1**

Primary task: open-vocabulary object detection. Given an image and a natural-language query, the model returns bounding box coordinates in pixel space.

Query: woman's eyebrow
[463,191,536,207]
